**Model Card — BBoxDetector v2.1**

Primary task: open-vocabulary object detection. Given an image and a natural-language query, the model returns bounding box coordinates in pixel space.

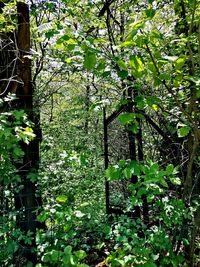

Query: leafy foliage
[0,0,200,266]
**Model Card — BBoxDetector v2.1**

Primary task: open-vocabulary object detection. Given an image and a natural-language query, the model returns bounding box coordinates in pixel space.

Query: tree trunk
[14,2,42,264]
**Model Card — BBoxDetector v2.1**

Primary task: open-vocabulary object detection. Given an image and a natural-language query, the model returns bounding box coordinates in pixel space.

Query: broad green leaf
[117,70,128,79]
[123,168,132,179]
[128,123,139,134]
[118,113,135,125]
[7,240,18,253]
[42,253,51,263]
[24,127,35,138]
[147,194,155,203]
[13,147,24,157]
[143,262,157,267]
[64,246,72,255]
[146,96,161,106]
[175,57,185,70]
[70,254,77,265]
[37,211,49,223]
[105,165,120,180]
[117,59,128,71]
[118,159,126,167]
[149,162,159,173]
[75,250,87,260]
[56,34,70,44]
[84,51,96,70]
[166,164,174,175]
[45,30,59,39]
[154,77,162,86]
[27,172,38,182]
[126,21,145,41]
[135,96,145,109]
[130,21,145,32]
[120,41,135,47]
[129,55,143,76]
[152,104,158,111]
[170,177,181,185]
[177,126,190,137]
[56,195,68,203]
[148,62,157,73]
[51,250,59,262]
[129,161,141,176]
[145,8,156,18]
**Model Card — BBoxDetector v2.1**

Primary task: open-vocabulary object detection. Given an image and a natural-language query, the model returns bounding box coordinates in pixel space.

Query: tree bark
[14,2,42,264]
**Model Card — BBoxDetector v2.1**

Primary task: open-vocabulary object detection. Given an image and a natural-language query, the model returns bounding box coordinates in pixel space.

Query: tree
[0,0,199,266]
[0,1,42,264]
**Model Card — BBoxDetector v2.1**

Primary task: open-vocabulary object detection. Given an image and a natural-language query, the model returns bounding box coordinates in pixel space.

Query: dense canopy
[0,0,199,266]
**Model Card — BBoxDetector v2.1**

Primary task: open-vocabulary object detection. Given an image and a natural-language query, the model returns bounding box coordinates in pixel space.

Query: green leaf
[170,177,181,185]
[75,250,87,260]
[51,250,59,262]
[118,113,135,125]
[128,123,139,134]
[84,51,96,70]
[37,211,49,223]
[56,195,68,203]
[166,164,174,175]
[159,73,171,81]
[129,55,143,77]
[129,161,141,176]
[27,172,38,182]
[175,57,185,70]
[124,168,132,179]
[7,240,18,253]
[117,70,128,79]
[130,21,145,33]
[135,96,145,109]
[24,127,35,138]
[13,147,24,157]
[126,22,144,41]
[120,41,135,47]
[118,159,126,168]
[45,30,59,39]
[42,253,51,263]
[148,62,156,73]
[105,165,120,180]
[149,162,159,173]
[145,8,156,18]
[117,59,128,71]
[177,126,190,137]
[64,246,72,255]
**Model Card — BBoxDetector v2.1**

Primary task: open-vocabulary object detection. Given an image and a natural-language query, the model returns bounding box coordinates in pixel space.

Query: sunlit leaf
[117,59,128,71]
[177,126,190,137]
[56,195,68,203]
[170,177,181,185]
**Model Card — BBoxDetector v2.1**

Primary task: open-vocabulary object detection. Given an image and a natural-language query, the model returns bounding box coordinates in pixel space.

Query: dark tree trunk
[14,2,42,264]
